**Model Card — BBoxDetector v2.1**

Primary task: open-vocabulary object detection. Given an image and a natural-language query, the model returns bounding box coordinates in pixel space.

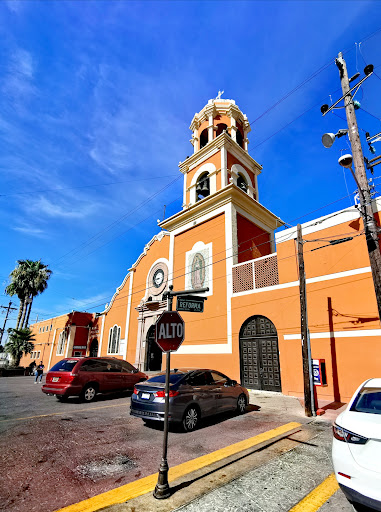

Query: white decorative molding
[231,164,254,199]
[123,270,134,360]
[284,329,381,340]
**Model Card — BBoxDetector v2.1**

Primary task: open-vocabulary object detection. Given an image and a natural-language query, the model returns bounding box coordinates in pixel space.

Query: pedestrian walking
[35,361,45,383]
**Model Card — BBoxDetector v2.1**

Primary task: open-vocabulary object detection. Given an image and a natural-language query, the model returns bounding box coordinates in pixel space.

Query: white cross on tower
[216,90,224,100]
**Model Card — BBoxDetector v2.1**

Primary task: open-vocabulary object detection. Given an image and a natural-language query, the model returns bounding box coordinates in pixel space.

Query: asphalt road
[0,376,294,512]
[0,376,361,512]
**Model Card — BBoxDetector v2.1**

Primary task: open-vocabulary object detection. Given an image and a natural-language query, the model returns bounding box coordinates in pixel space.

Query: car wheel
[81,384,97,402]
[182,406,199,432]
[237,394,247,414]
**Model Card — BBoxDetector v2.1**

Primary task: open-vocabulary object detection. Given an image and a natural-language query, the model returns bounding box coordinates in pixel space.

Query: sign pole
[153,350,171,499]
[153,288,173,499]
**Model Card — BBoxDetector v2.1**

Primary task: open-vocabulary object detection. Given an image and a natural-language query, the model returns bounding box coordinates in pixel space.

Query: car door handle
[193,387,201,391]
[215,387,222,391]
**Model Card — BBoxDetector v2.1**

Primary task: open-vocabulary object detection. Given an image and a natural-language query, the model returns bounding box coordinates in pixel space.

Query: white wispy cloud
[27,196,96,220]
[13,225,47,238]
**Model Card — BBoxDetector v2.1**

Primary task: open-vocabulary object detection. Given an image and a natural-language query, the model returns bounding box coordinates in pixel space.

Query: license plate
[141,393,150,400]
[52,377,59,382]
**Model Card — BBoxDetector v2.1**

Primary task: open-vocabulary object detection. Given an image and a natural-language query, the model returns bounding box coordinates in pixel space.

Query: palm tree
[5,260,52,329]
[4,327,35,367]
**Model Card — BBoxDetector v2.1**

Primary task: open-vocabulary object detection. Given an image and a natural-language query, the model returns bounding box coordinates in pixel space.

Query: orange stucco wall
[171,214,227,355]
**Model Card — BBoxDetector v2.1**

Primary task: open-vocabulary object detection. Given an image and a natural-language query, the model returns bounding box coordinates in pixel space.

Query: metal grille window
[107,325,121,354]
[56,331,66,356]
[254,255,279,289]
[232,262,254,293]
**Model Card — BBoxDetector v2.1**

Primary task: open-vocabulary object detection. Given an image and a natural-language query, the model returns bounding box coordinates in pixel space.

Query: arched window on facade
[199,128,208,149]
[216,123,228,137]
[237,173,248,193]
[196,172,210,201]
[56,330,66,355]
[236,129,244,148]
[108,325,121,354]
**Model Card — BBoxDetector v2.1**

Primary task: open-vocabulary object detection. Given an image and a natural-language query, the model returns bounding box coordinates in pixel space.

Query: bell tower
[181,97,260,208]
[161,95,283,267]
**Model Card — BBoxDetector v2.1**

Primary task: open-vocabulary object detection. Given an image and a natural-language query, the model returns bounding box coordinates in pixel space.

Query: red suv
[42,357,147,402]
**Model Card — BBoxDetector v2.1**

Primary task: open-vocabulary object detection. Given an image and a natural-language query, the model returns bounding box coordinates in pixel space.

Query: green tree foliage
[5,327,35,367]
[5,260,52,329]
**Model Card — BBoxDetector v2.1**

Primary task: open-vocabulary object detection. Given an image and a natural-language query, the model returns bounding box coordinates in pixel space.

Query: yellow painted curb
[55,421,301,512]
[289,473,339,512]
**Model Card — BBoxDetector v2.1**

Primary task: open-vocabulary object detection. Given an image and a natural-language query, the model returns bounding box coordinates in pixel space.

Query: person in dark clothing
[35,361,45,383]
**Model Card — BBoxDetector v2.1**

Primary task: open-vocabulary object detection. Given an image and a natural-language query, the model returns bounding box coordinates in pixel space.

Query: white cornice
[160,183,284,232]
[179,133,262,175]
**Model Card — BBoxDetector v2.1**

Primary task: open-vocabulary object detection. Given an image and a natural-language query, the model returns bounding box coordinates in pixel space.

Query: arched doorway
[89,338,98,357]
[239,316,281,391]
[145,325,162,371]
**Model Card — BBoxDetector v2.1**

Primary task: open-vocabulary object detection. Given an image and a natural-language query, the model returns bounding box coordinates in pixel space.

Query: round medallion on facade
[148,263,168,296]
[191,253,205,289]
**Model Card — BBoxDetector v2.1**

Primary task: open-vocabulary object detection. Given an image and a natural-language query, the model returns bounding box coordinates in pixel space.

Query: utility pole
[0,301,17,346]
[336,52,381,320]
[297,225,315,417]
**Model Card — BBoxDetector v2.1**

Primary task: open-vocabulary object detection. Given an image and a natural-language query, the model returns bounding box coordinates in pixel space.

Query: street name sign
[155,311,185,352]
[176,295,205,313]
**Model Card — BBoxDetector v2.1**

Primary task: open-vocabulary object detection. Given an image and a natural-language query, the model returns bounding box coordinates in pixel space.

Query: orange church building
[22,97,381,404]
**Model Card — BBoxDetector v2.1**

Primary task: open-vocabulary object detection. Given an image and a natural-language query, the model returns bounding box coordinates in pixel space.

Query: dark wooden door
[145,326,162,371]
[240,316,281,392]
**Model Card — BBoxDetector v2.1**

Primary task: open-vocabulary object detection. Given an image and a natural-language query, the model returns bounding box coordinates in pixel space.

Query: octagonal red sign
[155,311,185,352]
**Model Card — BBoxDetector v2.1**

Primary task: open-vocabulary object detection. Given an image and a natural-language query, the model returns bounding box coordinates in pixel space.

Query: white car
[332,378,381,511]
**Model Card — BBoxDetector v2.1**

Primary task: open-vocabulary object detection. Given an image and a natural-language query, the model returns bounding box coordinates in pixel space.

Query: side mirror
[230,380,237,386]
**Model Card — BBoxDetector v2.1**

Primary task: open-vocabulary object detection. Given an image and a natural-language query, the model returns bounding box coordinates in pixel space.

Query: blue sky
[1,0,381,330]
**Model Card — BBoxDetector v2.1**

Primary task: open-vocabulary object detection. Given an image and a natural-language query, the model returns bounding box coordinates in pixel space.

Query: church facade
[22,97,381,404]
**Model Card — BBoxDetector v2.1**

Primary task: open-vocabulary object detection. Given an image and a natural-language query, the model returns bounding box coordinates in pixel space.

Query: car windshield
[49,360,79,372]
[147,372,186,385]
[350,387,381,415]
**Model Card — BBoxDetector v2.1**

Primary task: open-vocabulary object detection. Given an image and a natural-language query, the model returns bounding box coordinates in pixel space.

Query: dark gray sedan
[130,368,249,431]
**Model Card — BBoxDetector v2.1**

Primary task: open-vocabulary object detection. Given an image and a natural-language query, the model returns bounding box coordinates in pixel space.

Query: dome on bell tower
[189,95,251,153]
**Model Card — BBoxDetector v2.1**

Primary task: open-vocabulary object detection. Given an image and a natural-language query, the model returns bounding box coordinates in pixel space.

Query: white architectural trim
[169,232,175,287]
[232,266,372,297]
[275,207,360,242]
[284,329,381,340]
[48,329,57,370]
[172,204,227,237]
[221,146,227,188]
[98,315,105,356]
[189,163,217,205]
[65,326,76,357]
[231,164,254,199]
[183,173,187,209]
[123,272,134,360]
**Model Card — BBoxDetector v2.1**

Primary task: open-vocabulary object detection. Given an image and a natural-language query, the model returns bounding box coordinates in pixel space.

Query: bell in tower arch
[196,172,210,200]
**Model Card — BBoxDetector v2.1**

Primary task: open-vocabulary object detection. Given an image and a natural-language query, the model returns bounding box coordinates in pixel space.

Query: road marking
[55,421,301,512]
[0,403,127,422]
[288,473,339,512]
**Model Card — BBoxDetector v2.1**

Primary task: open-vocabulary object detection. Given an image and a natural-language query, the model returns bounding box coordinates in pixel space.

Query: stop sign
[155,311,185,352]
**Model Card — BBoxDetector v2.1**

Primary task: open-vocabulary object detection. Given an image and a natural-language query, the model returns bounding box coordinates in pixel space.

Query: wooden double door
[240,316,281,392]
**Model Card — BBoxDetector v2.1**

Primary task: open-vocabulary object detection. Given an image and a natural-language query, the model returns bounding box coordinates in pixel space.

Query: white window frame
[56,331,66,356]
[107,325,121,355]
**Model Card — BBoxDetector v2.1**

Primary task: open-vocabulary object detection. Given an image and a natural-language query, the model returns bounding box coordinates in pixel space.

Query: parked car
[130,368,249,431]
[42,357,147,402]
[332,378,381,511]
